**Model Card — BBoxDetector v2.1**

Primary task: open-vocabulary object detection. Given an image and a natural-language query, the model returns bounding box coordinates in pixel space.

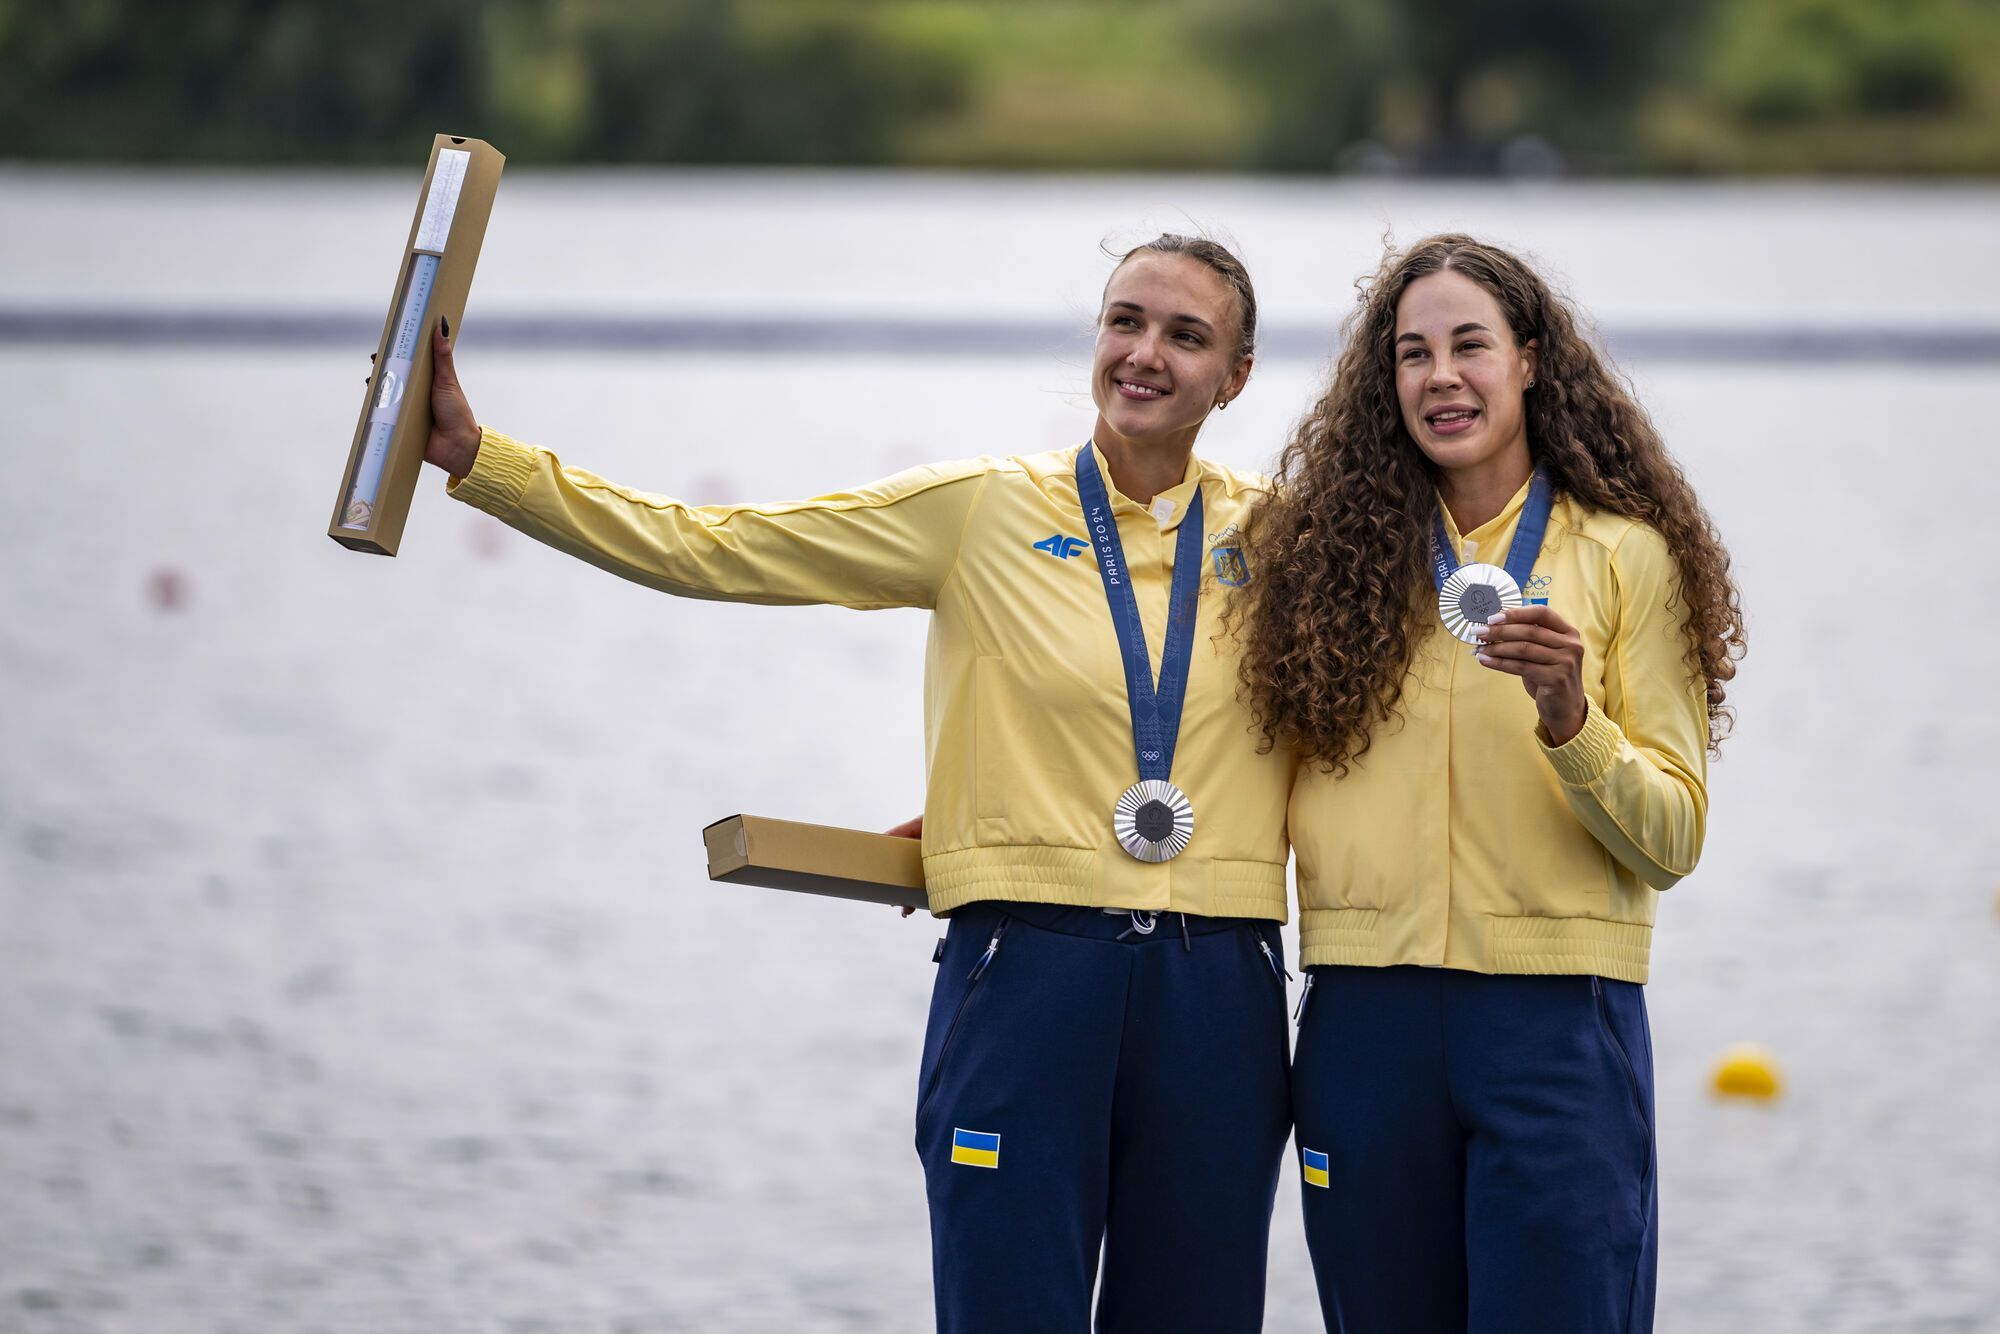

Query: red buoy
[147,567,188,612]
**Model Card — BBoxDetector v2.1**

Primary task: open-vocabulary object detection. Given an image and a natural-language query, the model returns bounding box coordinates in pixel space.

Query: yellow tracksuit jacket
[450,428,1295,920]
[1289,476,1710,983]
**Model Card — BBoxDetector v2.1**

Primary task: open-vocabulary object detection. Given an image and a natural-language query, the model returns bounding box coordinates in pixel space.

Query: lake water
[2,168,1997,1332]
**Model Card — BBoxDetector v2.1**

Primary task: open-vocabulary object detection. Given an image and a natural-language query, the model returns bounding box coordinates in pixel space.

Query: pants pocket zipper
[1591,975,1651,1134]
[1257,935,1293,983]
[917,917,1009,1127]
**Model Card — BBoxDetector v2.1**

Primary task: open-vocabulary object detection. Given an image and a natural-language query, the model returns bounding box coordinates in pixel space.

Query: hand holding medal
[1437,560,1522,641]
[1471,605,1588,746]
[1429,468,1584,745]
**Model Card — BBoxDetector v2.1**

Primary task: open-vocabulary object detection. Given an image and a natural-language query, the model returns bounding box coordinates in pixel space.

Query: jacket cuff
[445,426,537,517]
[1539,699,1620,786]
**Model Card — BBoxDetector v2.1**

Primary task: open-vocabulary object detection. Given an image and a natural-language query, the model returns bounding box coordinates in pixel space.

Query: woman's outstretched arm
[424,321,990,612]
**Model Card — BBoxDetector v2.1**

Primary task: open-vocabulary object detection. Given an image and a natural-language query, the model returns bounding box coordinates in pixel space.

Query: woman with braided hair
[1235,234,1745,1334]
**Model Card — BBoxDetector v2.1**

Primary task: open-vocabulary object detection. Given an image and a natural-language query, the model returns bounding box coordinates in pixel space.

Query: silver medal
[1438,562,1522,643]
[1113,779,1195,863]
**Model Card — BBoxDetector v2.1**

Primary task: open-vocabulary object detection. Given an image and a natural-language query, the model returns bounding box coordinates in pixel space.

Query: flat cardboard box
[703,815,927,910]
[329,133,505,556]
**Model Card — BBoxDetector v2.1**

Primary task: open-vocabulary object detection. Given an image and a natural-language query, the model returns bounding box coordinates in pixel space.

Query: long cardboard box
[702,815,927,910]
[329,133,505,556]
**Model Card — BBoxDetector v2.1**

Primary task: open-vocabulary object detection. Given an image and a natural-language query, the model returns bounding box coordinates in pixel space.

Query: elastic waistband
[1296,907,1653,983]
[954,899,1274,945]
[923,845,1289,922]
[1301,963,1647,994]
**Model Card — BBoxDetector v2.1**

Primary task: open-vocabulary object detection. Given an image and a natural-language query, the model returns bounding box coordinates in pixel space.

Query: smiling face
[1091,251,1252,457]
[1393,267,1539,485]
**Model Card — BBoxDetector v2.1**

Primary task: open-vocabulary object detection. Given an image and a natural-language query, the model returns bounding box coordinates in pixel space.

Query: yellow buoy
[1711,1044,1782,1100]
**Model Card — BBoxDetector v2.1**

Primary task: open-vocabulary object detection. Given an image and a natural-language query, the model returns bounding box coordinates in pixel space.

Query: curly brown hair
[1233,234,1745,773]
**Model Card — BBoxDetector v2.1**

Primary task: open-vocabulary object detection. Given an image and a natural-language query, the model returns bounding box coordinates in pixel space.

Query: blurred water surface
[2,169,1997,1333]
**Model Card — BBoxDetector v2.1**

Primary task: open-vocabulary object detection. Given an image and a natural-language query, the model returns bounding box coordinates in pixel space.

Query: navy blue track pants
[1293,965,1657,1334]
[915,901,1292,1334]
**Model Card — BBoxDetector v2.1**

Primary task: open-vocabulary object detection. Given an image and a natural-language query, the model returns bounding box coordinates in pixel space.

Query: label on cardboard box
[415,148,471,253]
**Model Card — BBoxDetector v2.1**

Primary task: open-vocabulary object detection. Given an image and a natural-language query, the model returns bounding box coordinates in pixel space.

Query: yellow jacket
[1288,477,1709,983]
[451,428,1295,920]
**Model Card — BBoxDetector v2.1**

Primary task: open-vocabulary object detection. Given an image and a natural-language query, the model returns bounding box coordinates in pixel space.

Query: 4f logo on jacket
[1033,534,1089,560]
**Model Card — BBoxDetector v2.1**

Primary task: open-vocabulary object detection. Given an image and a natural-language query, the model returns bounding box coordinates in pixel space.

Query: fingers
[1469,609,1588,741]
[1473,621,1574,681]
[423,319,480,475]
[1473,651,1531,678]
[431,318,457,388]
[1473,638,1571,668]
[1472,607,1580,660]
[1473,625,1571,656]
[1490,604,1576,635]
[882,817,923,915]
[881,817,922,916]
[1472,647,1573,713]
[1472,647,1562,680]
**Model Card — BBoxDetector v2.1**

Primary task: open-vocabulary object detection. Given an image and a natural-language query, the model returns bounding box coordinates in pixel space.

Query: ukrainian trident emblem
[1211,546,1250,587]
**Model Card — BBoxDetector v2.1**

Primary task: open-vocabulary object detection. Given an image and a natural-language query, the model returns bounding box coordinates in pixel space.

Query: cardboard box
[329,134,505,556]
[702,815,927,910]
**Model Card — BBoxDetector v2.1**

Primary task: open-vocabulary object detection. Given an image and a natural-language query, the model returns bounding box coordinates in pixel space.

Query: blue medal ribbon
[1429,467,1555,593]
[1076,445,1205,785]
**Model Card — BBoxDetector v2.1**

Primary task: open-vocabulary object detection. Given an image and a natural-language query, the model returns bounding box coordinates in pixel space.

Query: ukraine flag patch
[1302,1147,1330,1189]
[951,1128,1001,1169]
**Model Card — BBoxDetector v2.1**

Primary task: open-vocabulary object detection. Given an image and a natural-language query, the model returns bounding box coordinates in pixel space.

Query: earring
[1526,378,1537,389]
[1215,398,1230,411]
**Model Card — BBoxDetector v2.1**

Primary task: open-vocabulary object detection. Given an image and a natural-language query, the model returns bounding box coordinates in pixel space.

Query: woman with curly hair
[1236,235,1744,1333]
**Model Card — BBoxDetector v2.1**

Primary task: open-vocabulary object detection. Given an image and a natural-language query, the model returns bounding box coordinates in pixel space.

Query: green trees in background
[1210,0,2000,173]
[3,0,1998,172]
[485,2,963,164]
[1113,0,2000,175]
[1648,0,2000,172]
[0,0,962,164]
[0,0,492,161]
[1712,0,1971,119]
[1208,0,1688,171]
